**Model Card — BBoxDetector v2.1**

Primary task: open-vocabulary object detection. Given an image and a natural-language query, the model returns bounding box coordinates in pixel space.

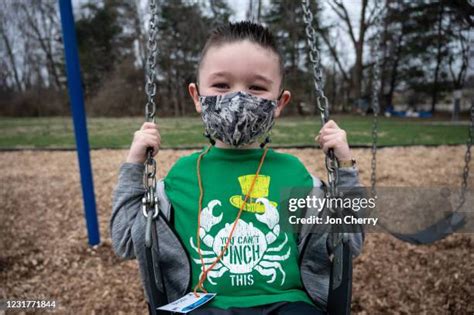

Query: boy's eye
[250,85,266,91]
[212,83,229,89]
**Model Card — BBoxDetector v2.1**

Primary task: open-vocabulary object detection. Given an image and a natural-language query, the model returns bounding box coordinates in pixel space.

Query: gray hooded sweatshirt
[110,160,363,312]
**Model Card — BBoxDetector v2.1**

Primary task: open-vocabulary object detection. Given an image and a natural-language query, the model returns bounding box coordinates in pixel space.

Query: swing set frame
[57,0,472,313]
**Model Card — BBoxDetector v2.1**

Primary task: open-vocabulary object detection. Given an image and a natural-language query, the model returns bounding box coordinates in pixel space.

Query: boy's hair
[197,21,285,89]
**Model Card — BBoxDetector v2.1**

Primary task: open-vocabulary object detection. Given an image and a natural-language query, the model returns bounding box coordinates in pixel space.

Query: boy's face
[188,40,291,118]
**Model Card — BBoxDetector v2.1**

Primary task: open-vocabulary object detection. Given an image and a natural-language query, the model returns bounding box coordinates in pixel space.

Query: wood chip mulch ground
[1,146,473,314]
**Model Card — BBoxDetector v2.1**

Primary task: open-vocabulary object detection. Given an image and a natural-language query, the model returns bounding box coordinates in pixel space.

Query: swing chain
[455,37,473,211]
[145,0,159,124]
[369,5,384,199]
[143,0,160,224]
[301,0,338,198]
[456,102,473,211]
[301,0,327,123]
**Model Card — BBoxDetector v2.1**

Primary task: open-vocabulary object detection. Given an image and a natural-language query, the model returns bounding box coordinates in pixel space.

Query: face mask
[198,90,282,147]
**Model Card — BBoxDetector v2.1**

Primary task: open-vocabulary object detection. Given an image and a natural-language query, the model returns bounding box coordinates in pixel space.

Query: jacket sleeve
[109,162,147,260]
[335,166,365,257]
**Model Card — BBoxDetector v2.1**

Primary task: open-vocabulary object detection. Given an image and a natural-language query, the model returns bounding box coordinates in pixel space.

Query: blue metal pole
[58,0,100,246]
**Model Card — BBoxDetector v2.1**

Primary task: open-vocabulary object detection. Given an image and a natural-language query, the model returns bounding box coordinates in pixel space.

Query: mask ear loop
[204,131,216,145]
[260,89,284,148]
[260,133,271,148]
[277,89,285,101]
[195,83,201,96]
[196,83,216,146]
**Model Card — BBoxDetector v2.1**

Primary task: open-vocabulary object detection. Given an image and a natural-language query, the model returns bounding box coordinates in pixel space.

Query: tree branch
[316,27,350,82]
[328,0,357,48]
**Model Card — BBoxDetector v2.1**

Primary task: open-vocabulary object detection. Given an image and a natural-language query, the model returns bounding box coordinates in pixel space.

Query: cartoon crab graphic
[189,198,291,286]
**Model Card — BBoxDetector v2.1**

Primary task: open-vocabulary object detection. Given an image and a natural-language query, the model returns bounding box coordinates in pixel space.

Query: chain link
[143,0,160,222]
[301,0,338,199]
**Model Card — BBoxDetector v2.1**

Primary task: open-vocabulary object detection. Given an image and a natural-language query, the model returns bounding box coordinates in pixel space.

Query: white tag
[156,292,216,313]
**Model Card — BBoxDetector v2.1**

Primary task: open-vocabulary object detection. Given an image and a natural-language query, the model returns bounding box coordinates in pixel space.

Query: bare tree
[447,9,470,91]
[448,19,469,120]
[431,3,444,113]
[0,2,23,91]
[315,24,352,109]
[0,26,22,91]
[326,0,382,102]
[246,0,262,22]
[132,0,146,70]
[17,1,64,90]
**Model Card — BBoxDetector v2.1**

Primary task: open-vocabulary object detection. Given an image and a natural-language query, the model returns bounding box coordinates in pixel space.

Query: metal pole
[58,0,100,246]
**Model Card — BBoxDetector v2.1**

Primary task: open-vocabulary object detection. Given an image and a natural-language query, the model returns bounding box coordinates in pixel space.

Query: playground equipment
[300,1,353,314]
[140,1,473,314]
[57,0,472,313]
[367,4,472,246]
[370,85,472,245]
[58,0,99,246]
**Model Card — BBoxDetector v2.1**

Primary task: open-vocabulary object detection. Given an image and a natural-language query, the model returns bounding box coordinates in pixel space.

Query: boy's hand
[126,122,161,164]
[315,120,352,161]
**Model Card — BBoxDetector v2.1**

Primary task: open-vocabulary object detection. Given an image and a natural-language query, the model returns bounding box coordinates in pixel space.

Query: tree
[264,0,324,115]
[75,0,136,95]
[157,0,232,116]
[208,0,232,26]
[373,0,410,111]
[246,0,263,22]
[378,0,470,113]
[0,6,23,92]
[326,0,382,105]
[0,0,65,92]
[18,1,65,90]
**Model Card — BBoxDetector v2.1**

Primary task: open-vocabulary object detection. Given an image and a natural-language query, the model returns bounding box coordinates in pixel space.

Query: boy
[110,21,363,315]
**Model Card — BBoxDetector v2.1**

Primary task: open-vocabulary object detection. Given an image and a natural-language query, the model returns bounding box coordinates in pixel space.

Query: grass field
[0,115,470,149]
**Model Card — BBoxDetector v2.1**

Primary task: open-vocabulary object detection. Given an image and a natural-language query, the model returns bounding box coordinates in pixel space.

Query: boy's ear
[188,82,202,113]
[275,90,291,118]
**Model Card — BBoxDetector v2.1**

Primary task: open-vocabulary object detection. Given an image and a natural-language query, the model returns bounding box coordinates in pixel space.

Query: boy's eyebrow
[209,72,230,80]
[251,74,274,85]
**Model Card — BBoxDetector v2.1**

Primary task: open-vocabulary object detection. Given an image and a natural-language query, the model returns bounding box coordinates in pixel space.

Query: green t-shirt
[164,146,314,309]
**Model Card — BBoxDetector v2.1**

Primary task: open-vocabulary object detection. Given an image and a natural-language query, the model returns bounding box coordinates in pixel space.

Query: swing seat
[383,211,466,245]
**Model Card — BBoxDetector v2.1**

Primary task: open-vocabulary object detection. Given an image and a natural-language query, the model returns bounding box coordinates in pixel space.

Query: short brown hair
[197,21,284,87]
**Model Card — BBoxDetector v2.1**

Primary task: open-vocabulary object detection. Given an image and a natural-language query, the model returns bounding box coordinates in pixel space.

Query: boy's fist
[126,122,161,164]
[315,120,352,161]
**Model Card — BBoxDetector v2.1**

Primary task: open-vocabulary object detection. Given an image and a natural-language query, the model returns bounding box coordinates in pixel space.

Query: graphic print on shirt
[189,174,291,287]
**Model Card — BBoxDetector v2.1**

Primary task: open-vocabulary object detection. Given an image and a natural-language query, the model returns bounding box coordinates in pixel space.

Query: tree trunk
[387,33,403,109]
[0,28,22,91]
[431,4,444,114]
[353,0,369,102]
[353,40,364,101]
[21,3,63,90]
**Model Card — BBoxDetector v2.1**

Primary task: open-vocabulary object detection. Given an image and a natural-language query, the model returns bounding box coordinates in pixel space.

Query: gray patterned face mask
[198,90,281,147]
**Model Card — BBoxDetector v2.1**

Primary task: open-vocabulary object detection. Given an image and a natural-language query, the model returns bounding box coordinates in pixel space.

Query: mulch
[1,146,473,314]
